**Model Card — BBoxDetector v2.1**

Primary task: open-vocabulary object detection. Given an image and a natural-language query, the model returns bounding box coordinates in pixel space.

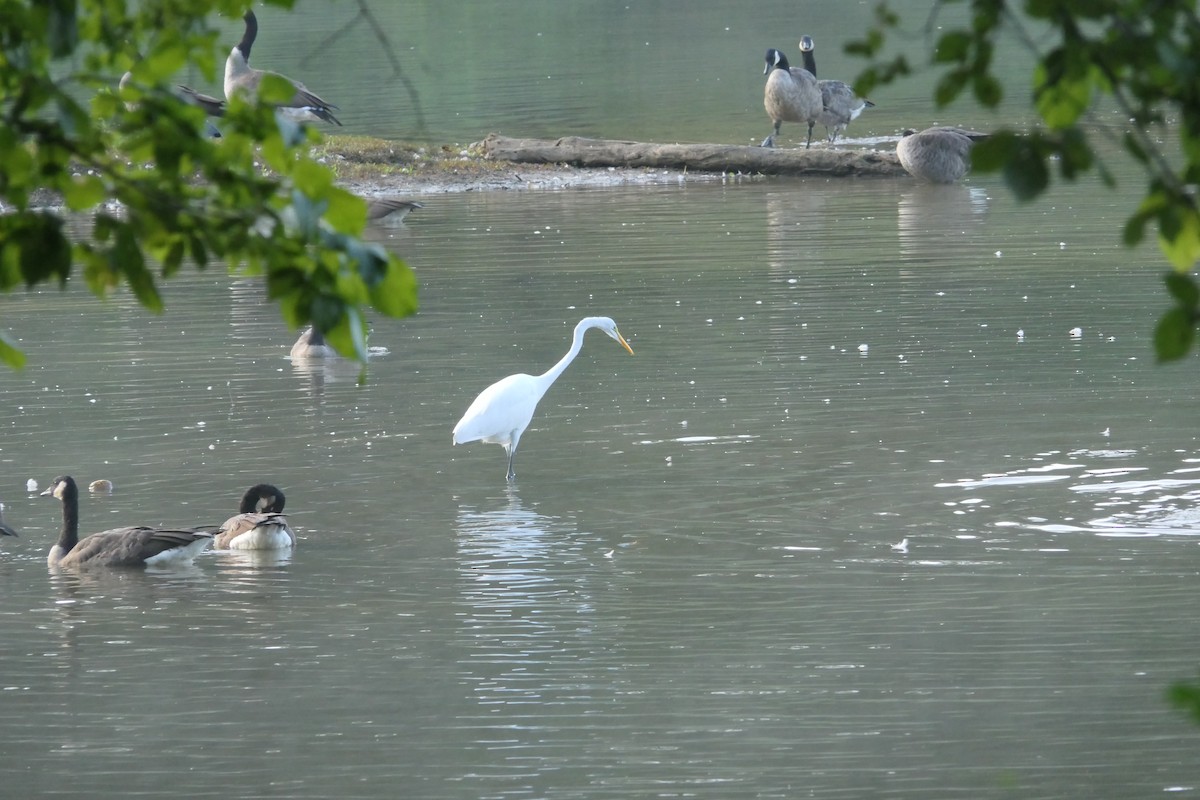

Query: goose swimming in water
[214,484,295,550]
[0,500,18,538]
[40,476,212,568]
[896,127,989,184]
[367,197,424,225]
[290,327,337,359]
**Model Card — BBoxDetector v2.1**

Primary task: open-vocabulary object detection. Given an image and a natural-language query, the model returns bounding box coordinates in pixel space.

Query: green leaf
[1158,206,1200,272]
[1034,63,1093,128]
[324,188,367,235]
[1154,307,1194,362]
[292,158,333,197]
[368,257,419,318]
[62,175,107,211]
[1002,140,1050,202]
[934,69,969,106]
[1168,678,1200,723]
[260,73,298,105]
[0,331,27,369]
[972,72,1003,107]
[1164,272,1200,308]
[934,31,972,63]
[141,42,189,81]
[46,0,78,58]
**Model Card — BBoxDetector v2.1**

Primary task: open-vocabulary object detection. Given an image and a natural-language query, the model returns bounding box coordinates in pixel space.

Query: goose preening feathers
[797,35,874,143]
[896,127,990,184]
[290,327,336,359]
[452,316,635,482]
[224,10,342,126]
[119,72,225,138]
[761,48,822,149]
[214,484,295,550]
[367,198,424,225]
[40,476,213,568]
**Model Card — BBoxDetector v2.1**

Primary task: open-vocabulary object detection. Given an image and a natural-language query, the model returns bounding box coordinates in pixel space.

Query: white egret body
[452,316,635,481]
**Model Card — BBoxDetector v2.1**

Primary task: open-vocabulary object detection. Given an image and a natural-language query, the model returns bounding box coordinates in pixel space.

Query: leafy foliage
[0,0,417,366]
[1168,675,1200,724]
[849,0,1200,361]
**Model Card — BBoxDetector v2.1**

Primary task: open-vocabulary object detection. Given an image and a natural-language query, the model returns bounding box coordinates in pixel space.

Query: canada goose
[896,127,990,183]
[214,484,295,550]
[761,48,822,149]
[367,197,424,225]
[119,72,225,138]
[290,326,337,359]
[175,84,227,118]
[797,35,874,142]
[0,501,18,538]
[224,10,342,126]
[40,476,213,568]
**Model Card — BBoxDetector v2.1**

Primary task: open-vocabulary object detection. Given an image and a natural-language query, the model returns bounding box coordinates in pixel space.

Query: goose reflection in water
[897,183,990,261]
[455,486,565,586]
[454,486,617,734]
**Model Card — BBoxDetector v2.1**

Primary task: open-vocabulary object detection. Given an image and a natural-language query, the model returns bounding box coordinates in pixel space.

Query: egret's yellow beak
[617,331,634,356]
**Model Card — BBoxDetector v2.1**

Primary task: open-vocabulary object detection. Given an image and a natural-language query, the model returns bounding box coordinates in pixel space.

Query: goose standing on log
[224,10,342,126]
[214,483,295,550]
[452,317,635,482]
[896,127,989,183]
[761,48,822,149]
[796,35,874,143]
[40,476,213,568]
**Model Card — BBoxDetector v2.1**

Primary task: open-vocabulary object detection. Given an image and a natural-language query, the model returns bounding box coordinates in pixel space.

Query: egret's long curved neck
[535,323,589,393]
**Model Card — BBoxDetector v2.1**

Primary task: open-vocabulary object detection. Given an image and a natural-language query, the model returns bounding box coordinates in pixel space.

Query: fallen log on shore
[479,134,905,177]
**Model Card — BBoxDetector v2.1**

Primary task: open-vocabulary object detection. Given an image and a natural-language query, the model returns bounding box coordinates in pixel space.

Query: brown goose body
[761,48,822,149]
[119,72,225,137]
[366,197,424,224]
[897,127,989,184]
[0,501,17,538]
[290,327,336,359]
[41,476,212,568]
[797,36,874,142]
[215,484,295,550]
[224,10,342,126]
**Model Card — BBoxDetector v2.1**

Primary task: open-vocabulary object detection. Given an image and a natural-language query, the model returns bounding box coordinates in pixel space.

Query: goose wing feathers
[59,526,214,568]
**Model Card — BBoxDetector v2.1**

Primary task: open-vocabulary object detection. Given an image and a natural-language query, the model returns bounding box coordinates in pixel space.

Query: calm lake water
[3,2,1200,799]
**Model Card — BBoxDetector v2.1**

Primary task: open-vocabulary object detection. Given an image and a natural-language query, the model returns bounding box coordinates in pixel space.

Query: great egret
[224,10,342,126]
[452,316,635,481]
[761,48,821,149]
[214,484,295,550]
[796,36,875,143]
[896,127,989,184]
[40,476,213,568]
